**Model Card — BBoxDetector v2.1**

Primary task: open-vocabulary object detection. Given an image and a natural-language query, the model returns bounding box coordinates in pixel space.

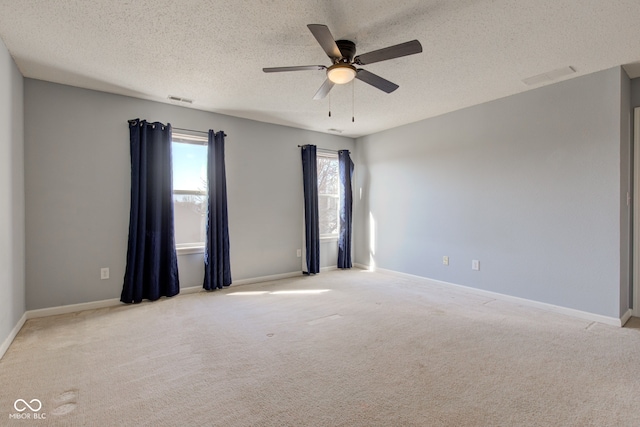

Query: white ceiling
[1,0,640,138]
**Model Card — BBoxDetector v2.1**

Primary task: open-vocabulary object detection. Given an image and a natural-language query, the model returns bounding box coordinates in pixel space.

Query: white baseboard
[27,297,122,320]
[0,312,27,360]
[181,285,203,295]
[373,266,629,327]
[233,271,302,286]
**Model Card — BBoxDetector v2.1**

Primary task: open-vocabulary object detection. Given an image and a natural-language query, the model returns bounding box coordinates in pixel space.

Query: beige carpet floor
[1,269,640,426]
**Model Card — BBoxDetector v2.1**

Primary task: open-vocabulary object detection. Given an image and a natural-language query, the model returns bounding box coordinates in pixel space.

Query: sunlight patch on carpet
[271,290,330,295]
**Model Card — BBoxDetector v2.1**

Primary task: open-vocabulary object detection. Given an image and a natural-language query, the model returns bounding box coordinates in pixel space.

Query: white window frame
[317,151,340,241]
[172,132,208,255]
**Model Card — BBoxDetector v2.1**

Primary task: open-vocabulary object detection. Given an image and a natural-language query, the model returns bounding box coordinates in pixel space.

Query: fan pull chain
[328,91,332,117]
[352,81,355,123]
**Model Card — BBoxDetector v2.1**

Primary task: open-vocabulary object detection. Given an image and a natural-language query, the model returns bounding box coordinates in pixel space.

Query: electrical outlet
[100,268,110,280]
[443,256,449,266]
[472,260,480,271]
[296,249,302,258]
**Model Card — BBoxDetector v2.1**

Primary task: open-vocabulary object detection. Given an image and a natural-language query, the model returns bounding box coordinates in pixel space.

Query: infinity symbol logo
[14,399,42,412]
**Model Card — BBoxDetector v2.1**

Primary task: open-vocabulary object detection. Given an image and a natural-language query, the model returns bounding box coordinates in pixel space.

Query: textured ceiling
[1,0,640,138]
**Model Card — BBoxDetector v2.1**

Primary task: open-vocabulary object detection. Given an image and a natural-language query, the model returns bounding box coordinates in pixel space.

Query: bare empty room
[2,1,640,426]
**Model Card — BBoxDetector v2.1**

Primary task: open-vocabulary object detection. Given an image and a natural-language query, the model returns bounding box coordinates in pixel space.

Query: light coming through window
[172,133,208,249]
[317,152,339,238]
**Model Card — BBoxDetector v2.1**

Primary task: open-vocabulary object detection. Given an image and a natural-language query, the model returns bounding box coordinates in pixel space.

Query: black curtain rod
[297,145,350,154]
[128,120,227,137]
[174,127,227,137]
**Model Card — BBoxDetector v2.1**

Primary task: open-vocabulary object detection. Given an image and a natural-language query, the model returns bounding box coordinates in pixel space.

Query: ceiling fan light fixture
[327,63,356,84]
[263,24,423,99]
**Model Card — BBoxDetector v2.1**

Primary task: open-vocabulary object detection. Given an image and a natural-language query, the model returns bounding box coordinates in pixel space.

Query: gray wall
[24,80,353,310]
[354,67,629,318]
[0,39,25,345]
[631,78,640,108]
[620,69,631,315]
[630,76,640,309]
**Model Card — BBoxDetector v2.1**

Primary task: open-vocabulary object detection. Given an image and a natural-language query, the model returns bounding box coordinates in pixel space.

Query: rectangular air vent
[168,96,193,104]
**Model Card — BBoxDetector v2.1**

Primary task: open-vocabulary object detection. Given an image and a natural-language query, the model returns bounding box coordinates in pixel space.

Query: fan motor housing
[335,40,356,62]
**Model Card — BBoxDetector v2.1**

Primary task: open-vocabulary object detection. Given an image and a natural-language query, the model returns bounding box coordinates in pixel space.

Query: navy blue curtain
[301,145,320,274]
[121,119,179,303]
[203,130,232,290]
[338,150,354,269]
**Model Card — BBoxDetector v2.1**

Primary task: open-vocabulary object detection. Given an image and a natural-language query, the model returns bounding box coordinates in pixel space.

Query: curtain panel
[301,145,320,274]
[121,119,180,303]
[338,150,354,269]
[203,130,232,290]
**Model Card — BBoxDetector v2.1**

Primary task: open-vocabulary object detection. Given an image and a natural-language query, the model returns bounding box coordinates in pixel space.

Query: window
[172,133,208,252]
[317,152,339,239]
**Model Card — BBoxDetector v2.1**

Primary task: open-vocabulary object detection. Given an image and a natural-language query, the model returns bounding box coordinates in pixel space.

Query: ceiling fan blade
[263,65,326,73]
[354,40,423,65]
[313,78,335,100]
[307,24,342,60]
[355,69,399,93]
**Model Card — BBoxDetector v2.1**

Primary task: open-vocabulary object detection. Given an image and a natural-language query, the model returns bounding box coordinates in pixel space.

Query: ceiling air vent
[168,95,193,104]
[328,128,343,133]
[522,66,576,86]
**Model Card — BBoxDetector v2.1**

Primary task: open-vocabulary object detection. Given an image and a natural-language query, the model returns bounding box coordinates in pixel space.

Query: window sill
[320,236,339,242]
[176,245,205,255]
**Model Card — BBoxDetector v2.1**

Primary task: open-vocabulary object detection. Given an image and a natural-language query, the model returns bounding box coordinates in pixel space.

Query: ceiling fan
[263,24,423,100]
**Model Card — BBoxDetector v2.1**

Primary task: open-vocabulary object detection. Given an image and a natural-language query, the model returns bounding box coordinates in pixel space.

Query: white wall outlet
[472,260,480,271]
[100,267,110,280]
[443,256,449,266]
[296,249,302,258]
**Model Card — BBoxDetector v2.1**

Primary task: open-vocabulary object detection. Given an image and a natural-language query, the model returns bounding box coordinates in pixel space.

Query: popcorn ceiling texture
[0,0,639,137]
